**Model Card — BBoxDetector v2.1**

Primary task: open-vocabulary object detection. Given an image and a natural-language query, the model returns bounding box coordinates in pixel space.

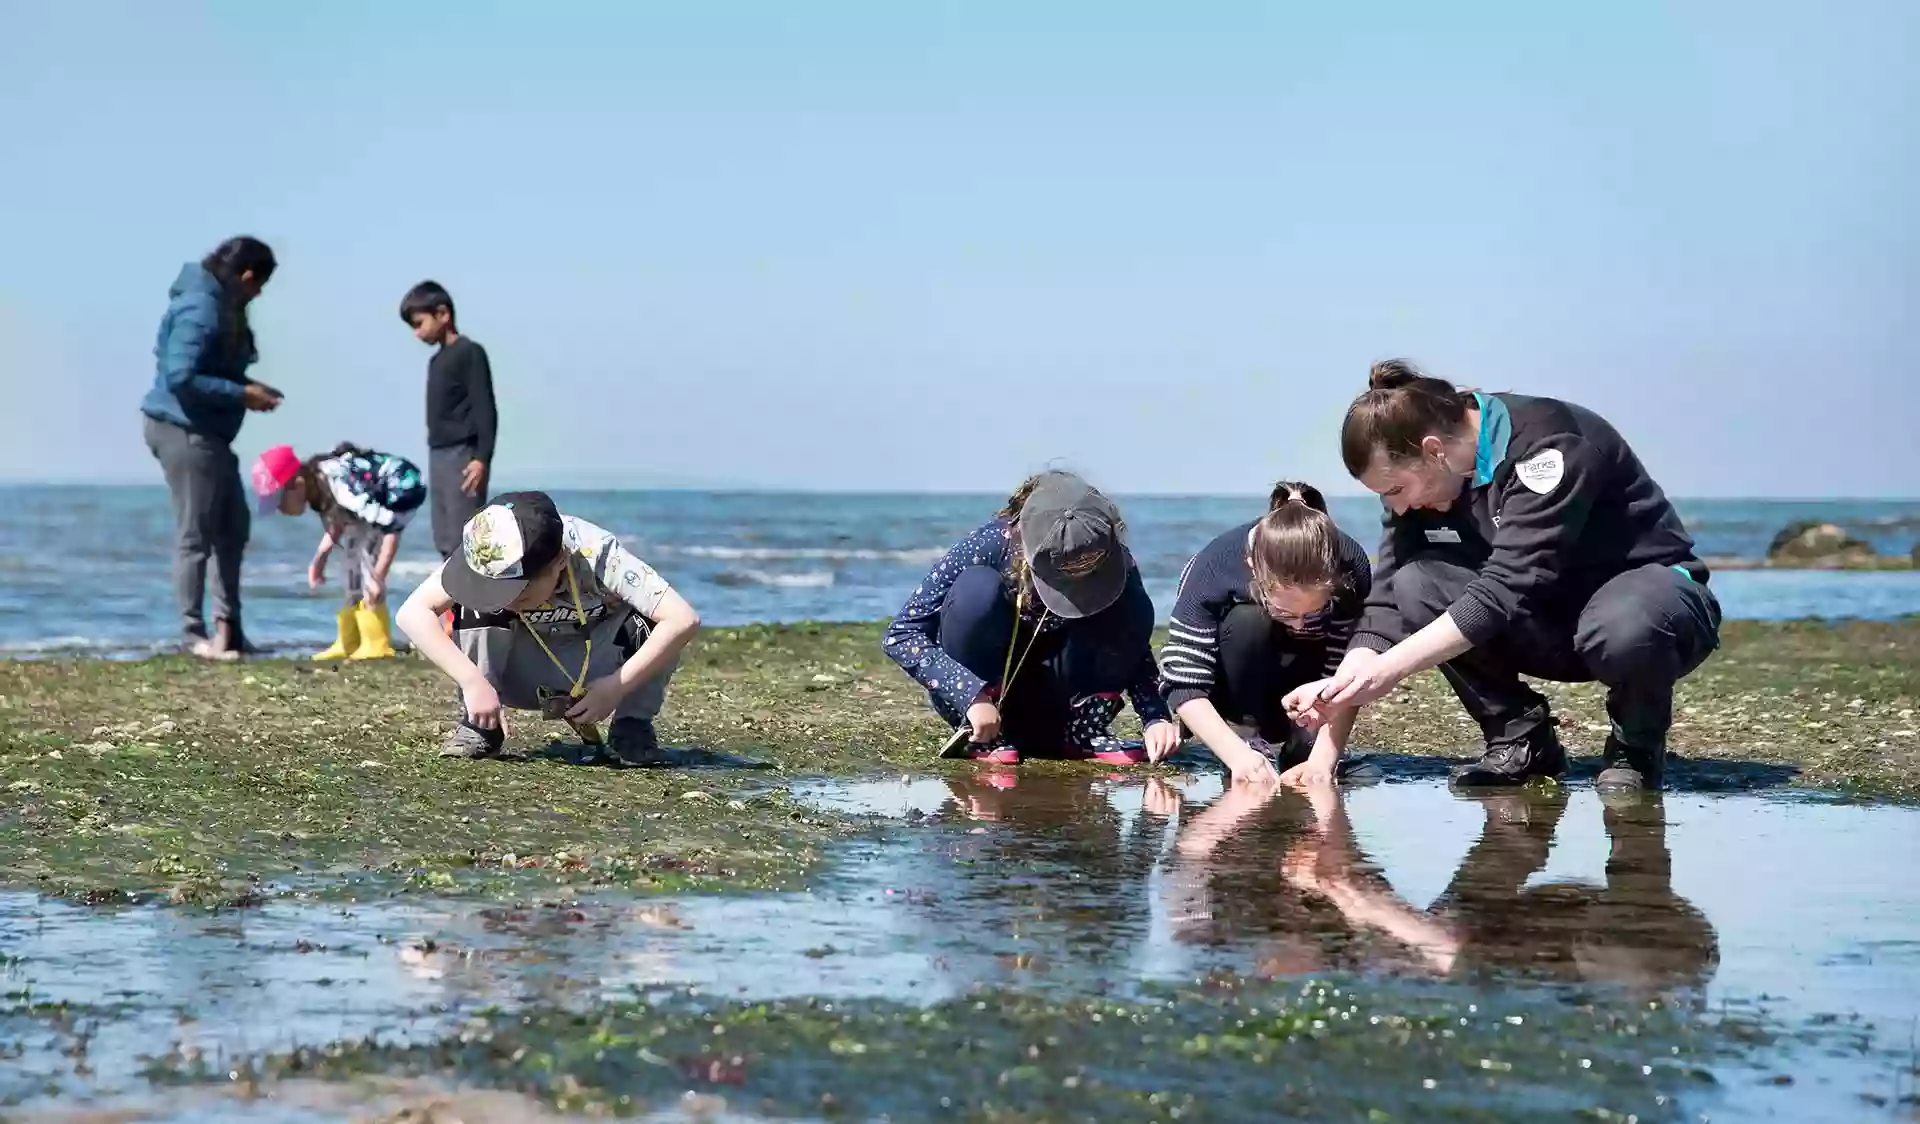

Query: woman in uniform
[1285,360,1721,792]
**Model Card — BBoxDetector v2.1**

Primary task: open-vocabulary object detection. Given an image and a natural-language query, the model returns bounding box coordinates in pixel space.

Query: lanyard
[517,561,592,698]
[996,581,1049,707]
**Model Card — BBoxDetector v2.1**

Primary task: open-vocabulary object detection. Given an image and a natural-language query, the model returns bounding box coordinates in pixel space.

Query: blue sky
[1,0,1913,495]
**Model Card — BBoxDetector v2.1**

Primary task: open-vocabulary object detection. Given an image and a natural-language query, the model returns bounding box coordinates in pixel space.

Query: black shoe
[607,717,665,767]
[1450,713,1566,787]
[1595,735,1665,797]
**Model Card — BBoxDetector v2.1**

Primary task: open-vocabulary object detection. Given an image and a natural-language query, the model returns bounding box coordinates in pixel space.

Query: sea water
[0,486,1914,657]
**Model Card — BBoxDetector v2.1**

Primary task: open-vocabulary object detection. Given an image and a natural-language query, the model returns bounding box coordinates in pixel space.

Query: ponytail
[1249,480,1341,601]
[1268,479,1328,515]
[1340,358,1473,478]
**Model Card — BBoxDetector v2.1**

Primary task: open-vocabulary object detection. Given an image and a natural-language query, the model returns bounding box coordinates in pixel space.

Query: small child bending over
[253,443,427,660]
[395,491,701,766]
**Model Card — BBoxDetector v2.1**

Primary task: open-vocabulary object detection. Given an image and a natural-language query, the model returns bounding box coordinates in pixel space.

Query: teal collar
[1471,391,1511,487]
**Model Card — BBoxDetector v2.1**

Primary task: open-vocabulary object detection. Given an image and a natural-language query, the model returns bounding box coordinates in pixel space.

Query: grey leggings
[143,416,249,640]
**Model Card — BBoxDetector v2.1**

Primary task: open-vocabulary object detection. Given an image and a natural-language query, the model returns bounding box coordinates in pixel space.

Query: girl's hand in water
[461,677,505,731]
[1143,720,1183,763]
[965,699,1002,744]
[1222,744,1280,786]
[1142,776,1184,818]
[1278,750,1340,790]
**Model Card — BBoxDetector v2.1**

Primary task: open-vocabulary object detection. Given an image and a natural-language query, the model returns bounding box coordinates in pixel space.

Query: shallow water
[4,774,1918,1120]
[3,486,1915,656]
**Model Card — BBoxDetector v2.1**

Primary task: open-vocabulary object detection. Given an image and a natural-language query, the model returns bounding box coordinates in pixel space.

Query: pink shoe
[962,744,1021,765]
[1082,745,1148,765]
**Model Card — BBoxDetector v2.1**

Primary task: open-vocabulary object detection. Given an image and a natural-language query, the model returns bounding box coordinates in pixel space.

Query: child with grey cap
[395,491,702,765]
[882,471,1179,765]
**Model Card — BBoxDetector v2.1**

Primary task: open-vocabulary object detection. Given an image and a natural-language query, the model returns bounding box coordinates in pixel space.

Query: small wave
[0,631,395,660]
[0,634,139,656]
[654,544,946,565]
[710,568,836,589]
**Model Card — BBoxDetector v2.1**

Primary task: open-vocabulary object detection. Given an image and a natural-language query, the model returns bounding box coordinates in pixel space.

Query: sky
[0,0,1913,496]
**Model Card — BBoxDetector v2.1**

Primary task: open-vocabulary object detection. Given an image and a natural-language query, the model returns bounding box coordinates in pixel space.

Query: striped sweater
[1160,518,1373,712]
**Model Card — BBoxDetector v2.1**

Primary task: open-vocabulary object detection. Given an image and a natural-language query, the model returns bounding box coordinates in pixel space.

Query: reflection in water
[3,774,1916,1122]
[1148,776,1718,995]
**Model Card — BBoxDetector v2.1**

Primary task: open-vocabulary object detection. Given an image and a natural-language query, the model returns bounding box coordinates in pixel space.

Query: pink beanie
[251,445,301,515]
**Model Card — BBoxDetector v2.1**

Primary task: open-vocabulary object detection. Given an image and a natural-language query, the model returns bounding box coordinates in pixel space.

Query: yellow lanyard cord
[996,581,1050,708]
[517,561,592,698]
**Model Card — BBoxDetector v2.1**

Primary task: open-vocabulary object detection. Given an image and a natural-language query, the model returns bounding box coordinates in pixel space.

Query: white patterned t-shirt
[509,516,674,633]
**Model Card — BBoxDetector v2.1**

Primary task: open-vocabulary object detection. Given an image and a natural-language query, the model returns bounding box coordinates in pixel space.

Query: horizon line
[0,480,1916,504]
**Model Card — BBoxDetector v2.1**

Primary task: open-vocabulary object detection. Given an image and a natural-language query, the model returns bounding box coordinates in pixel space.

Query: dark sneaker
[439,722,504,759]
[1596,735,1665,798]
[1450,715,1566,787]
[607,717,666,767]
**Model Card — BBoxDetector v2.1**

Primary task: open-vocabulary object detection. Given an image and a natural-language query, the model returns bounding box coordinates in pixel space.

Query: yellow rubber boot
[314,606,360,661]
[349,603,397,660]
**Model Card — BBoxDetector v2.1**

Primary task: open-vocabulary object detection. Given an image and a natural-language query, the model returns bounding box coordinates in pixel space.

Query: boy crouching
[396,491,701,765]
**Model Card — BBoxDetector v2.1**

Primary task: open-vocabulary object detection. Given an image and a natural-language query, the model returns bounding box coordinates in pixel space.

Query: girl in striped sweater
[1158,482,1372,785]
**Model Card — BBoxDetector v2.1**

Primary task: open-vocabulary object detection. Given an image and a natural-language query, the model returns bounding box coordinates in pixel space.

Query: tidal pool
[4,771,1917,1121]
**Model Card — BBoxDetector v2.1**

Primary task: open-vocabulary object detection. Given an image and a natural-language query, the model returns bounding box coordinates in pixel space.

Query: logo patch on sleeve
[1515,449,1565,495]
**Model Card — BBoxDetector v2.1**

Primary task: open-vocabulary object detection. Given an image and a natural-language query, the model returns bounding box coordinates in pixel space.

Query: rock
[1765,521,1877,567]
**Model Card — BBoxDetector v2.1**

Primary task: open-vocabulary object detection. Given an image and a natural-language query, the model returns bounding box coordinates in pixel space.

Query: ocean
[1,486,1915,658]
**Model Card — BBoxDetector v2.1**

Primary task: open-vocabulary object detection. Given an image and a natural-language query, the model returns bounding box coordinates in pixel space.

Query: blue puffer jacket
[140,263,257,444]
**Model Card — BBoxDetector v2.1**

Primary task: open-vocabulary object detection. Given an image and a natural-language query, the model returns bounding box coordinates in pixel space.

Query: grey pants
[337,523,381,608]
[1385,557,1721,748]
[144,416,249,640]
[457,611,678,723]
[429,443,488,559]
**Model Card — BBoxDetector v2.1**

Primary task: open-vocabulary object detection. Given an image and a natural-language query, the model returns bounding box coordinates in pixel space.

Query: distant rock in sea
[1758,520,1910,570]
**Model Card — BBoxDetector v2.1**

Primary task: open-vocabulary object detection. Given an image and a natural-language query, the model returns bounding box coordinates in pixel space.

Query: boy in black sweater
[400,281,499,559]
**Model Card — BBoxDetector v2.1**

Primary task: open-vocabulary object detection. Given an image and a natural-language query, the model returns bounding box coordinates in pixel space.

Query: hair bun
[1367,358,1427,391]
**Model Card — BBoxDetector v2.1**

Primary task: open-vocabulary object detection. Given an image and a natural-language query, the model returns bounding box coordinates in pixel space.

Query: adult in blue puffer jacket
[140,236,286,660]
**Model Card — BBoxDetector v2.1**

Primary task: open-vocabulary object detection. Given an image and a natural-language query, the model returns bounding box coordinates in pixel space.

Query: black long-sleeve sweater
[424,336,498,463]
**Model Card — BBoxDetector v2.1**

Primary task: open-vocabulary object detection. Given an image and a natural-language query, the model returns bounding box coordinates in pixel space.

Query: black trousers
[1207,603,1339,757]
[933,564,1155,752]
[1382,558,1721,748]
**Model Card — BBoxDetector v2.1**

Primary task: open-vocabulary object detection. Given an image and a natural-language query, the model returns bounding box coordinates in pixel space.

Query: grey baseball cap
[1018,471,1130,618]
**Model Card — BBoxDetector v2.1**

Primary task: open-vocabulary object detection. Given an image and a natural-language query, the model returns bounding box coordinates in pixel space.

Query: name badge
[1424,528,1462,544]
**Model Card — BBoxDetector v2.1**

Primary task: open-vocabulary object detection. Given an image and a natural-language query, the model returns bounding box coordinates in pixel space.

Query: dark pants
[1209,603,1338,756]
[143,416,249,641]
[1387,558,1721,748]
[429,442,488,560]
[934,565,1155,753]
[1433,795,1717,987]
